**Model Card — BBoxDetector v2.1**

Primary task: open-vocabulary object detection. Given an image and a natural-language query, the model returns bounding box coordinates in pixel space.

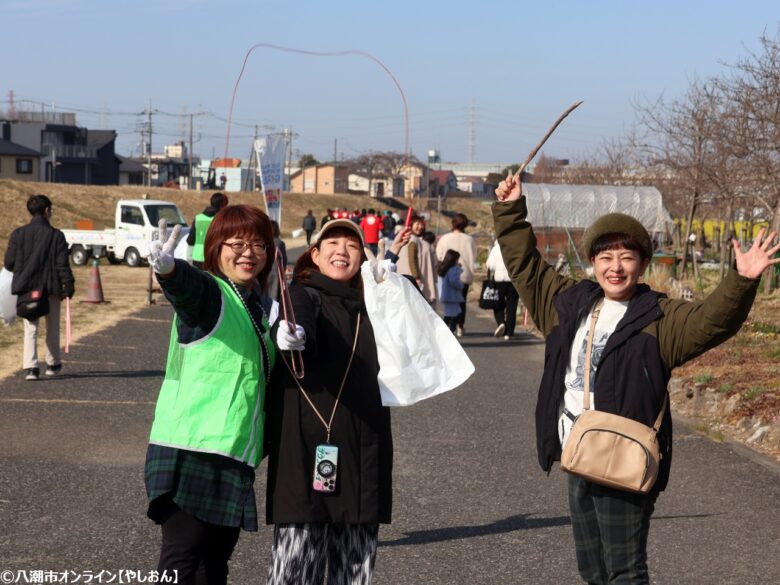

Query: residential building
[430,170,458,197]
[0,111,120,185]
[0,139,41,181]
[290,163,350,194]
[118,155,148,186]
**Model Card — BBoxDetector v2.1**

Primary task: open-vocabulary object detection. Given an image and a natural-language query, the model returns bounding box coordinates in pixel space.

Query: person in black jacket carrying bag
[265,218,409,585]
[3,194,75,381]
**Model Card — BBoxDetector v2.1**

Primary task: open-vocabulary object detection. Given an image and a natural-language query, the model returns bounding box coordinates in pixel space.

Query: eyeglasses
[222,240,268,255]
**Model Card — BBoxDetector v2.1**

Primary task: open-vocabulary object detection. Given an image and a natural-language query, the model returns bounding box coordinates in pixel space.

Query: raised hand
[148,219,181,275]
[733,228,780,279]
[389,227,412,257]
[495,171,523,202]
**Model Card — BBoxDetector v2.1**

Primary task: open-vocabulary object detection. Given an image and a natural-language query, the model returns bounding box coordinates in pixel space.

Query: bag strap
[582,301,602,411]
[582,299,668,430]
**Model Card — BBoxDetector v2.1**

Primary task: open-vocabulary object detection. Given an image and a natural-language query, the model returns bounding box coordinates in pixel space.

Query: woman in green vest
[145,204,277,585]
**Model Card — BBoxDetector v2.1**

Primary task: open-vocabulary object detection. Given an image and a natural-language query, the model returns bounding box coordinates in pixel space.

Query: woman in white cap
[265,219,409,585]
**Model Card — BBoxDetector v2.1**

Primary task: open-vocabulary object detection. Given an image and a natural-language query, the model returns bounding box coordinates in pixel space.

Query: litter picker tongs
[276,249,305,379]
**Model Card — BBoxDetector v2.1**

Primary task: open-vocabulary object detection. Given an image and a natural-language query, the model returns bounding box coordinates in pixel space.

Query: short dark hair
[27,194,52,217]
[203,205,276,291]
[590,233,648,260]
[451,213,469,231]
[210,192,228,209]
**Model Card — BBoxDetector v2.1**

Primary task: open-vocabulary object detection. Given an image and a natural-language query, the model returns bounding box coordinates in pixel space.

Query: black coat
[3,216,75,298]
[265,272,393,524]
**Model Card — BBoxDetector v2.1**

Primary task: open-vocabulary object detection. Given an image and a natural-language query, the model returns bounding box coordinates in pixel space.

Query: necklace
[227,278,271,384]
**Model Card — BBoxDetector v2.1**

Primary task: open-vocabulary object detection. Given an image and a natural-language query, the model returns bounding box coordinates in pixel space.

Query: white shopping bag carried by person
[361,260,475,406]
[0,268,17,326]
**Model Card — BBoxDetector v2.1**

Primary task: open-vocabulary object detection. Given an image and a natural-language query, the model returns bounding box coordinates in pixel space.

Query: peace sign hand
[148,219,182,275]
[733,228,780,280]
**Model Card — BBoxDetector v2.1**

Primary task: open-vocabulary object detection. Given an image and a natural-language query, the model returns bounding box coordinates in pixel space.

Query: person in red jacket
[359,208,383,256]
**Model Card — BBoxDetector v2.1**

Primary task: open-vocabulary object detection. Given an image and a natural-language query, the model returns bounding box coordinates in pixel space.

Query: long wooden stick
[515,101,583,177]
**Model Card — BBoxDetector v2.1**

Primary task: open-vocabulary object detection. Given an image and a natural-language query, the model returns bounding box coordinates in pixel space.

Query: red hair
[203,205,276,290]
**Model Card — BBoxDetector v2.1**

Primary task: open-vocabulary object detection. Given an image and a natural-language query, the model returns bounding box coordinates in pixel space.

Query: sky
[3,0,780,166]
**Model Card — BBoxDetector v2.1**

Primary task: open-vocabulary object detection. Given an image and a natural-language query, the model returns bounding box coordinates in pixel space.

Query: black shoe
[45,364,63,376]
[25,368,40,381]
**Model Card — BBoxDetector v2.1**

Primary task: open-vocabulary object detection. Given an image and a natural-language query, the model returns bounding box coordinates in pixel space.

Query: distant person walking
[302,210,317,245]
[187,192,229,269]
[381,210,396,239]
[359,208,383,256]
[436,249,464,333]
[4,195,75,381]
[321,209,334,229]
[435,213,476,337]
[486,240,520,339]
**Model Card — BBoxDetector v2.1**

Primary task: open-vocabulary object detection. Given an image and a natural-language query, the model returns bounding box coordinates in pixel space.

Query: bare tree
[633,81,722,278]
[716,30,780,291]
[350,151,384,197]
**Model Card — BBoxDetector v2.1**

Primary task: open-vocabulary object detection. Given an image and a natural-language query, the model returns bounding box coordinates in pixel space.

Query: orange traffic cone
[81,259,108,304]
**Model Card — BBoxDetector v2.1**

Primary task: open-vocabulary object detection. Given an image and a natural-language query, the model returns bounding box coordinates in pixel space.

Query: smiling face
[411,219,425,236]
[218,234,268,287]
[591,247,650,301]
[312,234,363,282]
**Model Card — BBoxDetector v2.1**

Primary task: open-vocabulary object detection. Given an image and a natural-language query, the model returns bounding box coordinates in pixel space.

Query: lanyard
[282,313,361,443]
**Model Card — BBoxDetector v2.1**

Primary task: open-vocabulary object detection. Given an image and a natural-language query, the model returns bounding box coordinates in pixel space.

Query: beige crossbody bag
[560,301,666,494]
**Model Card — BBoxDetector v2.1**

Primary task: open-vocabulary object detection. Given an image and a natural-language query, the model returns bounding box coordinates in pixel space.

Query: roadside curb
[672,410,780,477]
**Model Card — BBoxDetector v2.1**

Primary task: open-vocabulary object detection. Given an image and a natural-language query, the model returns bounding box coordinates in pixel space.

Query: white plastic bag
[361,260,475,406]
[0,268,17,326]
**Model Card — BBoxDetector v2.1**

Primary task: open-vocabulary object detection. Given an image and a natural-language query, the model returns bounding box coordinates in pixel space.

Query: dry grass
[0,180,497,255]
[1,180,497,381]
[0,264,156,382]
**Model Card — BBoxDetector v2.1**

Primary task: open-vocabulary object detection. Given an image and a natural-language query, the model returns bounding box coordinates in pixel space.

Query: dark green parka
[493,197,759,492]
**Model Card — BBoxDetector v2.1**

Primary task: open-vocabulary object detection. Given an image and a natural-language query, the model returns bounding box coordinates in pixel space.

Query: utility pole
[188,113,194,190]
[284,127,292,192]
[333,138,338,163]
[468,98,476,164]
[249,125,259,192]
[147,102,153,187]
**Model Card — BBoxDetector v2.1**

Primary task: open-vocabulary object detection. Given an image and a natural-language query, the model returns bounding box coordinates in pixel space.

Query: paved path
[0,302,778,584]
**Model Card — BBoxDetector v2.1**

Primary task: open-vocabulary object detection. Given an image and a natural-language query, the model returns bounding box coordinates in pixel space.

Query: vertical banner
[255,135,286,224]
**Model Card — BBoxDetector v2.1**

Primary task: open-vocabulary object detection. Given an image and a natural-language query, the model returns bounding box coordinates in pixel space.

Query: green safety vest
[191,213,214,262]
[149,277,276,467]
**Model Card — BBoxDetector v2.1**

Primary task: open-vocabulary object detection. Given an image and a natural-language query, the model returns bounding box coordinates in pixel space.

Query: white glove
[276,320,306,351]
[148,219,181,275]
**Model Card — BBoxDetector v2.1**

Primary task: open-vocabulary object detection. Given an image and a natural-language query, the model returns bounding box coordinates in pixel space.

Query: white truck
[62,199,190,267]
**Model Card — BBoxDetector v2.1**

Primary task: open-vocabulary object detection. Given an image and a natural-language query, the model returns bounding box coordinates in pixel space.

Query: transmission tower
[467,98,476,164]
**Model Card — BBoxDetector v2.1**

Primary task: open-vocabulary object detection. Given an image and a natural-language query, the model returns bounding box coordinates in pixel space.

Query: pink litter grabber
[276,249,304,379]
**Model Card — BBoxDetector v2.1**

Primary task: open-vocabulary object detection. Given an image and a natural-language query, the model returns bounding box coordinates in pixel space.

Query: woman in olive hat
[493,173,779,584]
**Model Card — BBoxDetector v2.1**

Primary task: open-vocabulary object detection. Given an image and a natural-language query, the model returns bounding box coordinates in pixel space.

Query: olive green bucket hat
[582,213,653,259]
